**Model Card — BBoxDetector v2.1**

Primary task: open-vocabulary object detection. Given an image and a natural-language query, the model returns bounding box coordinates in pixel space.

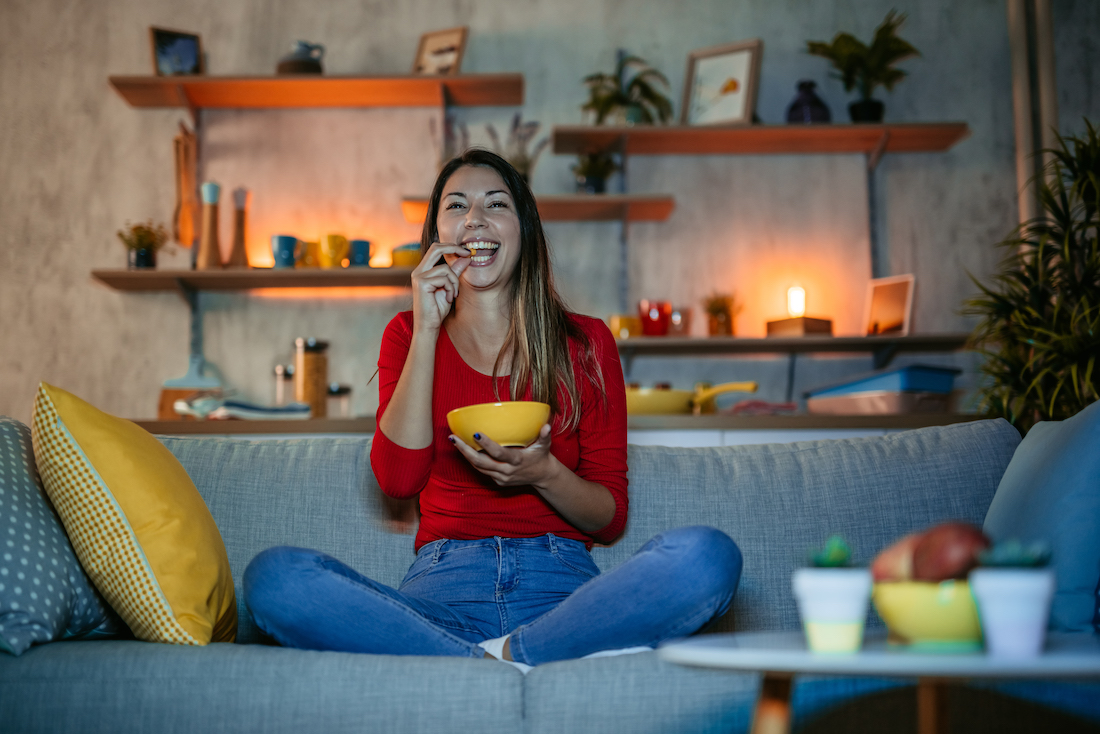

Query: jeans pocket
[548,536,600,579]
[401,539,445,586]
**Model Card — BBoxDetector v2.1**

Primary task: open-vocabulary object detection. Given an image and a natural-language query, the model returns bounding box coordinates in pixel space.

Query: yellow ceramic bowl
[872,581,982,652]
[446,401,550,449]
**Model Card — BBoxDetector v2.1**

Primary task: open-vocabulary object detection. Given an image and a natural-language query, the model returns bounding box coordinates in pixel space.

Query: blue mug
[349,239,371,266]
[271,235,299,268]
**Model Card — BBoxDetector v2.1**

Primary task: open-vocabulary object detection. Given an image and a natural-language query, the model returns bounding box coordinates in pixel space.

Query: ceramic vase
[786,81,832,123]
[969,567,1055,658]
[792,568,873,653]
[849,99,885,123]
[707,312,733,336]
[127,248,156,270]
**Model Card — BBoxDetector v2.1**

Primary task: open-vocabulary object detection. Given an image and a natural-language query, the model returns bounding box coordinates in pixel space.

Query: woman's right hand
[411,242,471,334]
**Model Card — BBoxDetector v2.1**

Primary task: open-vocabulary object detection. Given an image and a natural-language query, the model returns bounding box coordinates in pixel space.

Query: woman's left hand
[451,424,558,488]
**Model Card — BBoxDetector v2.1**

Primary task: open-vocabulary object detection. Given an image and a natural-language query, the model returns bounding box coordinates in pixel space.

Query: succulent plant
[117,220,169,251]
[810,535,853,568]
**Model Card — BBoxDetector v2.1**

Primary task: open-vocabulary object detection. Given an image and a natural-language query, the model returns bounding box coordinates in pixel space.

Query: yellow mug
[297,240,321,268]
[320,234,349,268]
[608,314,642,339]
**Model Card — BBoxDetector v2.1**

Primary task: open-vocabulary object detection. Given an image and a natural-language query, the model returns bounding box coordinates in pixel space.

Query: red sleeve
[571,317,629,544]
[370,312,434,499]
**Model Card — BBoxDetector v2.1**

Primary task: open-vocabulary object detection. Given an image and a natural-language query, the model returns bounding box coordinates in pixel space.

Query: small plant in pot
[582,54,673,126]
[486,113,549,185]
[970,540,1055,658]
[806,10,920,123]
[792,536,873,653]
[117,220,169,270]
[702,292,742,336]
[573,152,619,194]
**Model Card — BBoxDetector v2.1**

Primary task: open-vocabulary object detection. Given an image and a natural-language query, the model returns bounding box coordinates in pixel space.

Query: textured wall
[1,0,1097,422]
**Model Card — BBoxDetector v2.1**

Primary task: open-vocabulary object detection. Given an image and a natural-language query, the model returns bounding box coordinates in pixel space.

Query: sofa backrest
[162,418,1021,644]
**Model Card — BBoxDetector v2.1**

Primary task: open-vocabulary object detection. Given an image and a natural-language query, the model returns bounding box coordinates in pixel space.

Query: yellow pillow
[30,383,237,645]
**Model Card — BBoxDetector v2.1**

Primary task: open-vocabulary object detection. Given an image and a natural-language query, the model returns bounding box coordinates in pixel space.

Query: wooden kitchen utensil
[196,181,223,269]
[226,187,250,267]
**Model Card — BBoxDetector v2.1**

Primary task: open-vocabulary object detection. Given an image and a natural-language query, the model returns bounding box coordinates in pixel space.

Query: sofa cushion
[983,399,1100,632]
[0,640,524,734]
[596,419,1021,633]
[159,435,414,645]
[0,418,121,655]
[31,384,237,645]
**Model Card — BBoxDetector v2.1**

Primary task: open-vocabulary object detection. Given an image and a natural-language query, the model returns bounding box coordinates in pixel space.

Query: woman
[244,150,742,668]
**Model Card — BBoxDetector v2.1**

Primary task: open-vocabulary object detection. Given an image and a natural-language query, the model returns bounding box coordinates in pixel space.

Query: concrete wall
[1,0,1097,422]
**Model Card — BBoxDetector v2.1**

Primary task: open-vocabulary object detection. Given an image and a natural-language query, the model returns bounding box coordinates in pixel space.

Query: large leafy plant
[963,121,1100,433]
[582,54,673,125]
[806,10,920,101]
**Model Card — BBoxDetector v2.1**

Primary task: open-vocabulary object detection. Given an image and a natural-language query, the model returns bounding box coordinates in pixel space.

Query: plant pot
[969,567,1055,658]
[576,175,607,194]
[127,248,157,270]
[848,99,885,123]
[792,568,873,653]
[707,312,733,337]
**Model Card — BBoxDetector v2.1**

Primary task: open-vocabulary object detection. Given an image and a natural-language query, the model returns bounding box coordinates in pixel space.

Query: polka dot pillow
[0,417,123,655]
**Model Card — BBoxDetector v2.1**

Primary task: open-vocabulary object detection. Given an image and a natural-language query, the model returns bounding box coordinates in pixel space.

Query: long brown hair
[420,149,605,431]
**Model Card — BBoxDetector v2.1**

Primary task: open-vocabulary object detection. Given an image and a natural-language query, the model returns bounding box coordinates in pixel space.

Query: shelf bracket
[867,130,891,172]
[620,347,636,380]
[865,131,891,280]
[785,353,798,404]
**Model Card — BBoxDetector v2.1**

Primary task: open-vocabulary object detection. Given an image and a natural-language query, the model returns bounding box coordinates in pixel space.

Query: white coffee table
[659,630,1100,734]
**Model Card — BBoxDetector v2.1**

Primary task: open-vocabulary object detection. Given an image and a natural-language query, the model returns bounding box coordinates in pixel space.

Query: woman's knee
[243,546,324,618]
[658,526,743,592]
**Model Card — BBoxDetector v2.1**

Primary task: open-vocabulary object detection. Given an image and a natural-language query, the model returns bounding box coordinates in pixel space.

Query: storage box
[805,366,961,415]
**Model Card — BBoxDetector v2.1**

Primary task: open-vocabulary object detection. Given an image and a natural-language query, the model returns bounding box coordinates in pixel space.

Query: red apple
[871,532,922,582]
[911,522,991,581]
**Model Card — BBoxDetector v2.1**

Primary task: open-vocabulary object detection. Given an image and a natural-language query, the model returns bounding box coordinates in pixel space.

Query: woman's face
[437,165,522,292]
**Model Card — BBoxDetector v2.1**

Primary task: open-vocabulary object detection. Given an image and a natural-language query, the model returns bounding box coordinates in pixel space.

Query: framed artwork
[412,26,468,75]
[863,274,915,337]
[681,39,763,126]
[150,27,204,76]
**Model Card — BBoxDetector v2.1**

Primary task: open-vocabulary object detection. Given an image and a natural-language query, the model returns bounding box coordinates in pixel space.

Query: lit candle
[787,286,806,318]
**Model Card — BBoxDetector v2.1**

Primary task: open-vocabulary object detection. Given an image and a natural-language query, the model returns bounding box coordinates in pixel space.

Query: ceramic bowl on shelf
[872,580,982,652]
[446,401,550,449]
[390,243,422,268]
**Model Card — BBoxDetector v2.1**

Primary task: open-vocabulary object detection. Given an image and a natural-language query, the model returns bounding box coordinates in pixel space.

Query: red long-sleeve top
[370,311,629,551]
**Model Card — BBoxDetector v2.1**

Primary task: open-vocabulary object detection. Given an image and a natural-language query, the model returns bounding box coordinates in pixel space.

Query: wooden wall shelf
[616,334,971,357]
[91,268,412,292]
[137,418,378,435]
[400,194,676,224]
[108,74,524,110]
[553,123,970,157]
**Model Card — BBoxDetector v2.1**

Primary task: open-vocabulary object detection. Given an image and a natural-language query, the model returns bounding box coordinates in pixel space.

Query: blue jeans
[243,526,742,666]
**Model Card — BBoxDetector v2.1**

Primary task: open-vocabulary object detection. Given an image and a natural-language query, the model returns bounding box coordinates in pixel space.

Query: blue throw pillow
[982,400,1100,633]
[0,417,122,655]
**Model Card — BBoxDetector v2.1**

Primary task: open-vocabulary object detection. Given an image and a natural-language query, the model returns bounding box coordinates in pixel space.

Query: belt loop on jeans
[546,532,557,554]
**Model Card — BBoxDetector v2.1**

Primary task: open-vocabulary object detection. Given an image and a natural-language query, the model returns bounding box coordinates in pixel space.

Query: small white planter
[969,567,1056,658]
[792,568,873,653]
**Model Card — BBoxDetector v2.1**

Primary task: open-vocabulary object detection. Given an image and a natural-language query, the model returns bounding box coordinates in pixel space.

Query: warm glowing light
[787,286,806,318]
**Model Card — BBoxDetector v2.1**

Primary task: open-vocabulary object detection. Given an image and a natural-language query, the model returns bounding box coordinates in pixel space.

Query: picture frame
[412,26,468,76]
[681,39,763,126]
[863,274,915,337]
[149,27,204,76]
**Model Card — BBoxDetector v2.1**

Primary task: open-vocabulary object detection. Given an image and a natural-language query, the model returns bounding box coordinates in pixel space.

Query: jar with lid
[327,383,352,418]
[294,338,329,418]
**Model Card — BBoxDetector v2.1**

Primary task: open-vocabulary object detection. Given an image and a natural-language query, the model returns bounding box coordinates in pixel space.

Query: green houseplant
[486,113,549,184]
[572,152,619,194]
[582,54,673,126]
[806,10,920,123]
[117,220,169,270]
[963,121,1100,434]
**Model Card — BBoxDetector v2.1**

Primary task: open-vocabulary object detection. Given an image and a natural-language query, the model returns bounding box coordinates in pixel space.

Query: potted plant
[806,10,920,123]
[117,220,169,270]
[970,540,1055,658]
[792,536,873,653]
[582,54,673,126]
[702,292,742,336]
[573,152,619,194]
[963,121,1100,434]
[486,113,549,184]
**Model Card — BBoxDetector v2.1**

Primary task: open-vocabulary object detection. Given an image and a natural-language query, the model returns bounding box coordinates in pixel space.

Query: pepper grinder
[226,187,250,268]
[196,181,223,270]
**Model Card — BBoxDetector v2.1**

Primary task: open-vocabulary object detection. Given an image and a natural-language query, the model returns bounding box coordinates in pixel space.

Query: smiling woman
[242,149,744,669]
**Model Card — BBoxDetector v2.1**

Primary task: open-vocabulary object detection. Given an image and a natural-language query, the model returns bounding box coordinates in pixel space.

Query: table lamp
[766,286,833,337]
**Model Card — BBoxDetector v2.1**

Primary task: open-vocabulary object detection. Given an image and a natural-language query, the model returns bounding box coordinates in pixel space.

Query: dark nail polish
[448,436,456,444]
[473,433,481,441]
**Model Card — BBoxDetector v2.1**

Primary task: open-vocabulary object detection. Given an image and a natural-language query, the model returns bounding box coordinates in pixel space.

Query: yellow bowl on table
[872,581,982,652]
[446,401,550,449]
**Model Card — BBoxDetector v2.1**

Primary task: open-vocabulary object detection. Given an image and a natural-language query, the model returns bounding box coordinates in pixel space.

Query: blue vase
[786,81,831,124]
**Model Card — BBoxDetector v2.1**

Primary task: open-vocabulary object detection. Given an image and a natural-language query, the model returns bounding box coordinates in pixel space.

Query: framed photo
[863,274,915,337]
[412,26,468,75]
[150,27,204,76]
[681,39,763,126]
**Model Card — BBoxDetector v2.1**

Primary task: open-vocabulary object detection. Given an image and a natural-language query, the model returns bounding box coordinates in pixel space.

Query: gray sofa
[1,418,1098,733]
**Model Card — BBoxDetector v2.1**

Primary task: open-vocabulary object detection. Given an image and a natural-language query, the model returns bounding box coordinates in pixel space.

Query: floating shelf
[108,74,524,110]
[135,418,378,435]
[91,268,412,292]
[400,194,676,224]
[553,123,971,157]
[616,334,971,357]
